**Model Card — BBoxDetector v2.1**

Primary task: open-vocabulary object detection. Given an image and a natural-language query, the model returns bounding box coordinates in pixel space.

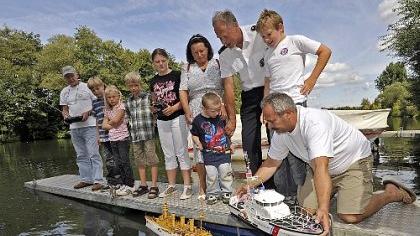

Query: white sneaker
[116,185,134,196]
[158,185,177,198]
[180,187,192,200]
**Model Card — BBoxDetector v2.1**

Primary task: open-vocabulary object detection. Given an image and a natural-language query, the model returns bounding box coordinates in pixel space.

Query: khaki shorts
[132,140,159,167]
[298,156,373,214]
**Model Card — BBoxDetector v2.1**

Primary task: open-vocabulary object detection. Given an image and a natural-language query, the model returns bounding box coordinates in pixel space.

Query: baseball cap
[62,66,77,77]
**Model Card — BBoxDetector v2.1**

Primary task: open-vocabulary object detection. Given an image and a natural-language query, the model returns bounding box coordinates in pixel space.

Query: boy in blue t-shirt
[190,92,233,205]
[87,77,122,187]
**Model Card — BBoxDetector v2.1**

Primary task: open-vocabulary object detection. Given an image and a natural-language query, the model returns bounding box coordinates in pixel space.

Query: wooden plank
[24,175,250,229]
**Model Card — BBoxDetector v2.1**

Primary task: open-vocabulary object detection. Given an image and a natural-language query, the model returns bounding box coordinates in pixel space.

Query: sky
[0,0,400,108]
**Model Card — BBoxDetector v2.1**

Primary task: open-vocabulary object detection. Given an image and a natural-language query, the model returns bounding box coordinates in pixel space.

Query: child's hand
[162,105,175,116]
[229,144,235,154]
[300,76,316,95]
[150,106,158,114]
[195,142,203,151]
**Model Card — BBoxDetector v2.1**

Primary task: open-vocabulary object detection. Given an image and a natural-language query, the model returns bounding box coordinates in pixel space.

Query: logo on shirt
[259,58,264,67]
[280,48,288,55]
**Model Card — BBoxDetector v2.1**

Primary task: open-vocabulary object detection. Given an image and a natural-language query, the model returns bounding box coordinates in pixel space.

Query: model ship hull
[145,216,176,236]
[229,204,323,236]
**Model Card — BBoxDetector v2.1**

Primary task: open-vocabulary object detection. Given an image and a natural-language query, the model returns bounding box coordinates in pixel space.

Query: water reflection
[374,137,420,195]
[18,191,151,236]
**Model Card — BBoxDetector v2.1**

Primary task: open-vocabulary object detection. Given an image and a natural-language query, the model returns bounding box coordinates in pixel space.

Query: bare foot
[385,182,416,204]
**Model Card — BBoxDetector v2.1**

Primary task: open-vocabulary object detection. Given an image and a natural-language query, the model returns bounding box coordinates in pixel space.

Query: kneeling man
[237,93,416,235]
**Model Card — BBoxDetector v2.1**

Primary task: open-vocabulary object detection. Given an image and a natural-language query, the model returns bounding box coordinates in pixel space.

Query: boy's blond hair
[256,9,284,33]
[124,71,141,84]
[87,76,105,89]
[104,85,123,108]
[202,92,222,107]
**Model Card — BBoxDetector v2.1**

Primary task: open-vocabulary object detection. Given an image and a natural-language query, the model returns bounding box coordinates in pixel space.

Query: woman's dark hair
[186,34,214,64]
[151,48,169,61]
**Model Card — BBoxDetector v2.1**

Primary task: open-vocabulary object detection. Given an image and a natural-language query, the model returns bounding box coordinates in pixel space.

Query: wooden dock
[25,175,420,236]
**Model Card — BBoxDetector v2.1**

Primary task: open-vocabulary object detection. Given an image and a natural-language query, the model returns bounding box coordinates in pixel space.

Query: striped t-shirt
[92,98,109,142]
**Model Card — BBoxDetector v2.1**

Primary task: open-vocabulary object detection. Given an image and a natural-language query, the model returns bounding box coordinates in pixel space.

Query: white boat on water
[228,187,325,236]
[330,108,391,141]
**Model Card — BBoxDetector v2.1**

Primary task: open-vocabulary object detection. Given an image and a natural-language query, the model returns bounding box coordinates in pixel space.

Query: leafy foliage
[375,62,407,91]
[382,0,420,107]
[376,82,417,116]
[0,25,181,142]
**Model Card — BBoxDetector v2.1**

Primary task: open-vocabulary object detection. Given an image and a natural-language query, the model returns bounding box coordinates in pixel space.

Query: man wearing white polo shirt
[212,10,267,175]
[237,93,416,235]
[60,65,104,191]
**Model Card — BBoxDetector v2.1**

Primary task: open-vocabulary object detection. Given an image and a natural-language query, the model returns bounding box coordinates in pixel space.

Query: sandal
[132,185,149,197]
[148,187,159,199]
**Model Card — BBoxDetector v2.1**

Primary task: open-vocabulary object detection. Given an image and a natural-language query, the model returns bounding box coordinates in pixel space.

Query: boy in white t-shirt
[256,9,331,101]
[255,9,332,200]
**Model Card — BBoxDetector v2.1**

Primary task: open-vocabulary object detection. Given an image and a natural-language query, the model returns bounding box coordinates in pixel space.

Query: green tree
[36,34,76,90]
[0,26,59,141]
[378,82,417,116]
[73,26,103,80]
[360,98,372,110]
[382,0,420,107]
[375,62,407,91]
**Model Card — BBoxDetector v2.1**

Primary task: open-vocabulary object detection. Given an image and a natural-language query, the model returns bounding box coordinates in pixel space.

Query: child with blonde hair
[124,72,160,199]
[190,92,233,205]
[87,77,122,188]
[256,9,331,200]
[103,85,135,196]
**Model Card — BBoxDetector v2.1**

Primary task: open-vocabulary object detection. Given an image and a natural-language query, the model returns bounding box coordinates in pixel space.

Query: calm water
[0,121,419,235]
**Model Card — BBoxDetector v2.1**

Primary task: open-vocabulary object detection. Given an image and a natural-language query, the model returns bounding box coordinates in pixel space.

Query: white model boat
[228,188,324,236]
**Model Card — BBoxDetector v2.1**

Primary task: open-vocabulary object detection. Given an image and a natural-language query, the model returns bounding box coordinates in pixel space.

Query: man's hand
[316,208,331,236]
[62,111,69,119]
[62,106,69,119]
[81,111,90,121]
[235,184,248,198]
[185,110,193,125]
[220,104,228,120]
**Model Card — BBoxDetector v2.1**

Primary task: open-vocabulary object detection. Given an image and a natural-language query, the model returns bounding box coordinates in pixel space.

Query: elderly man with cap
[60,65,104,191]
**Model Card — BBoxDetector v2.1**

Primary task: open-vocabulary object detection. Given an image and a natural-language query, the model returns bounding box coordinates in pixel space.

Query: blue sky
[0,0,399,108]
